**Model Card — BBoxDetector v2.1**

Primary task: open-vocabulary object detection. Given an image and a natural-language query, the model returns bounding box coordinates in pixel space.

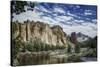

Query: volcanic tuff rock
[70,32,77,44]
[12,20,68,47]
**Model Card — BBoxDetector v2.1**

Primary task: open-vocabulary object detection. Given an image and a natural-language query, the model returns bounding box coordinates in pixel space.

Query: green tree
[67,44,71,53]
[75,44,80,53]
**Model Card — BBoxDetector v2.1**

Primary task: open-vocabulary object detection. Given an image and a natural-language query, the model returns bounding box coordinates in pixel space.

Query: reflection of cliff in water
[16,51,84,66]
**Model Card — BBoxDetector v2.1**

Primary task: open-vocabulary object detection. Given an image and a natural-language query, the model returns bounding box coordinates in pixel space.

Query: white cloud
[84,12,92,15]
[12,4,97,38]
[67,11,78,17]
[55,15,73,22]
[76,5,80,8]
[41,16,57,24]
[74,20,84,23]
[53,7,65,13]
[84,10,93,15]
[62,22,97,38]
[92,19,97,23]
[35,5,50,13]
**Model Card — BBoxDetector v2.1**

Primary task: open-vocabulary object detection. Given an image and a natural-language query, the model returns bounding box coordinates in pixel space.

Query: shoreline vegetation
[12,49,97,66]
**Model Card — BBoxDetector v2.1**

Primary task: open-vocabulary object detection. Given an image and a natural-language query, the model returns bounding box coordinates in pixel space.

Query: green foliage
[67,44,71,53]
[11,1,35,14]
[67,54,81,62]
[12,37,66,59]
[84,48,97,57]
[75,44,80,53]
[87,38,97,48]
[79,36,97,48]
[11,1,27,14]
[25,40,66,52]
[11,35,20,65]
[25,44,34,52]
[12,37,24,61]
[12,37,66,65]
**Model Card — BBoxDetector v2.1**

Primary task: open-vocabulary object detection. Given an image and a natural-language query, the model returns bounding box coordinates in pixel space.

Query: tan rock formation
[12,21,68,47]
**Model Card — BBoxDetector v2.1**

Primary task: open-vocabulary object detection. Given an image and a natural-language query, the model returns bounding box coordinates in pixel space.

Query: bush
[12,38,23,59]
[84,48,97,57]
[75,44,80,53]
[67,44,71,53]
[25,44,34,52]
[11,37,24,66]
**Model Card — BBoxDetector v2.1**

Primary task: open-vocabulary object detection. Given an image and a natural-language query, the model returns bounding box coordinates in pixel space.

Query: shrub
[25,44,34,51]
[67,44,71,53]
[75,44,80,53]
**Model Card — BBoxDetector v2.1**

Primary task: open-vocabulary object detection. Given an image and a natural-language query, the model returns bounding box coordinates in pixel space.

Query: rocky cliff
[12,20,68,47]
[70,32,77,44]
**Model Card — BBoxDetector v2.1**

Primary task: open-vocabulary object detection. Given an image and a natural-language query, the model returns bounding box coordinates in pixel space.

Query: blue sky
[35,2,97,24]
[12,2,97,37]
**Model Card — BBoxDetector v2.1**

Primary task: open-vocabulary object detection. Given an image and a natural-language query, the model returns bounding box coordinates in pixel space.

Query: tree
[67,44,71,53]
[75,44,80,53]
[11,1,35,14]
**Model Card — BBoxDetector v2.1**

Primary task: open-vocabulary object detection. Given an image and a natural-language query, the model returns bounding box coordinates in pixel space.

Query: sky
[12,2,97,38]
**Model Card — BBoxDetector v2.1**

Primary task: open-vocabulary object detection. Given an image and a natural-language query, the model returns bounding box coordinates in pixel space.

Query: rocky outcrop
[70,32,77,44]
[12,20,68,47]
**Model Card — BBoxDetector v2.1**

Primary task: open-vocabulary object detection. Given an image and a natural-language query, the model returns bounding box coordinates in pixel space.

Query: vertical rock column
[20,23,27,42]
[25,22,31,41]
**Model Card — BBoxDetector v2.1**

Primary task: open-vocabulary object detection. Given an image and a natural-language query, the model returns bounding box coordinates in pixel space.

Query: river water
[80,57,97,62]
[16,51,97,66]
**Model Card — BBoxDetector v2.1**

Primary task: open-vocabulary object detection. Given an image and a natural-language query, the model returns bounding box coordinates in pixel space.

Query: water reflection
[18,52,70,65]
[16,52,96,66]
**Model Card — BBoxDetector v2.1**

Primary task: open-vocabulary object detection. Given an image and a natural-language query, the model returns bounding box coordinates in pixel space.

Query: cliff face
[12,21,67,47]
[70,32,77,44]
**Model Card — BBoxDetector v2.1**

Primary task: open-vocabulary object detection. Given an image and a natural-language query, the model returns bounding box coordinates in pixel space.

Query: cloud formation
[12,2,97,37]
